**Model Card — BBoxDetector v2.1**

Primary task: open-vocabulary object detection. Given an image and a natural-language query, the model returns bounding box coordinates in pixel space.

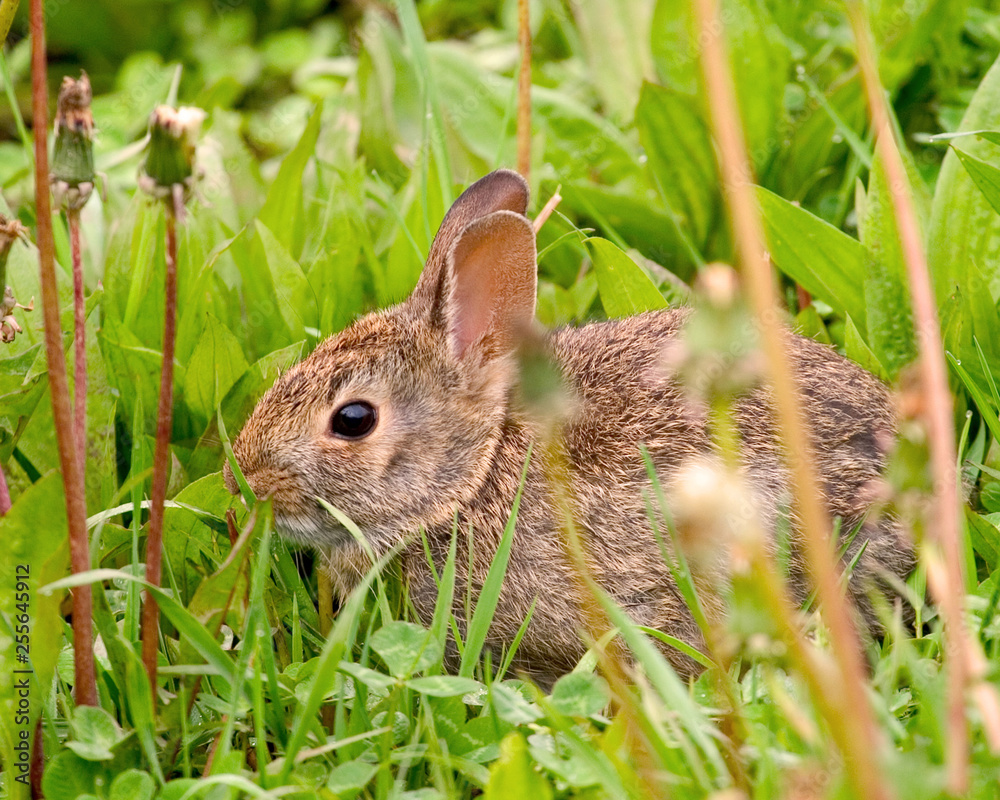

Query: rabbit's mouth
[271,506,358,551]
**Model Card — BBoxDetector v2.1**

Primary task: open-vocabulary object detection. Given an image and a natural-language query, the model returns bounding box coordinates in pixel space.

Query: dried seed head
[0,214,29,289]
[696,262,740,309]
[2,285,33,344]
[668,456,763,573]
[55,72,94,136]
[51,73,96,211]
[139,105,206,205]
[662,261,764,402]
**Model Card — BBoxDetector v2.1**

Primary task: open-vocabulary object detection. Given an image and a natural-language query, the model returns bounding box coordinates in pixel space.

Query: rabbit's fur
[225,169,914,684]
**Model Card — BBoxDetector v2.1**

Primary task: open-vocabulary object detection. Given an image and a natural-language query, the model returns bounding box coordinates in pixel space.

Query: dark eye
[330,401,377,439]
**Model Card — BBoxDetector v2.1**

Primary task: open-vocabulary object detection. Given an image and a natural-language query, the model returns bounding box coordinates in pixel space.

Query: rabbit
[224,169,915,686]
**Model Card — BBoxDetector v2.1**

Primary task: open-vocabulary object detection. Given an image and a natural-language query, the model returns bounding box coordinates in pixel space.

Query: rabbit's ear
[410,170,529,318]
[444,209,537,360]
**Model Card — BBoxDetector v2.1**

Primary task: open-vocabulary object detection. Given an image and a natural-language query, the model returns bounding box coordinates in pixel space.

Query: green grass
[2,0,1000,798]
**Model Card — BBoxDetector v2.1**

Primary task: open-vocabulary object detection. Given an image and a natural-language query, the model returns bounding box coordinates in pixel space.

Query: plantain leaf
[755,186,867,326]
[859,148,917,380]
[258,104,322,257]
[184,315,249,427]
[954,147,1000,217]
[649,0,789,170]
[636,82,718,250]
[588,238,668,318]
[928,53,1000,303]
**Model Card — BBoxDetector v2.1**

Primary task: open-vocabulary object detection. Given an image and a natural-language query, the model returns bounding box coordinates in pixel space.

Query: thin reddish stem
[30,0,97,707]
[692,0,892,797]
[69,207,86,477]
[141,206,178,704]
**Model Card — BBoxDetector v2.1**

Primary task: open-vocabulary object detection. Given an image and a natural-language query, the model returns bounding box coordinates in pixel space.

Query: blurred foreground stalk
[139,104,204,704]
[30,0,97,706]
[848,3,1000,793]
[691,0,893,797]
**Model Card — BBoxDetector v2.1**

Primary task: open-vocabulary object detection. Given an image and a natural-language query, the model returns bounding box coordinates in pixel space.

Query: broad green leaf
[44,568,238,698]
[356,12,416,187]
[569,0,651,120]
[588,237,668,318]
[41,751,104,800]
[66,706,123,761]
[98,315,161,439]
[844,315,888,381]
[407,675,482,697]
[966,507,999,572]
[483,733,553,800]
[108,770,156,800]
[550,672,609,717]
[383,166,446,306]
[636,82,718,249]
[0,344,47,463]
[860,148,917,380]
[0,474,69,786]
[948,352,1000,443]
[184,315,249,426]
[770,77,866,205]
[254,220,318,344]
[370,621,441,678]
[339,661,397,693]
[527,734,603,789]
[259,103,323,257]
[929,53,1000,302]
[530,85,641,185]
[161,473,239,604]
[326,759,379,796]
[154,779,200,800]
[180,484,252,635]
[490,683,542,726]
[561,184,700,281]
[649,0,789,169]
[954,147,1000,217]
[755,186,867,326]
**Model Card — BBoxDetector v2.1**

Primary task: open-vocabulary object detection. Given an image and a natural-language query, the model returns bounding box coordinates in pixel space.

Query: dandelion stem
[30,0,97,708]
[69,207,87,476]
[141,202,179,703]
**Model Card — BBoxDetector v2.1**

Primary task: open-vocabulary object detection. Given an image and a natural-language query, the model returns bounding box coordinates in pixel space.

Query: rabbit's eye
[331,401,377,439]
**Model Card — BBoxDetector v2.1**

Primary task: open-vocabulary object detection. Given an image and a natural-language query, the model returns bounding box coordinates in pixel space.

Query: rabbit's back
[404,309,913,684]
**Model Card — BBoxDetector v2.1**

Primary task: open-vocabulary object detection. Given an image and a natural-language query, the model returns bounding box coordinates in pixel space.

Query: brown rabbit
[224,169,914,685]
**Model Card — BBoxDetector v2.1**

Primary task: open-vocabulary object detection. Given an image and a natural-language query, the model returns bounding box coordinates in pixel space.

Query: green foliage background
[1,0,1000,798]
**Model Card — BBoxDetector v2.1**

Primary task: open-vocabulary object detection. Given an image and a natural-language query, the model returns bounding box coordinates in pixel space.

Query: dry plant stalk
[516,0,531,179]
[29,0,97,706]
[847,3,1000,791]
[691,0,892,797]
[532,189,562,232]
